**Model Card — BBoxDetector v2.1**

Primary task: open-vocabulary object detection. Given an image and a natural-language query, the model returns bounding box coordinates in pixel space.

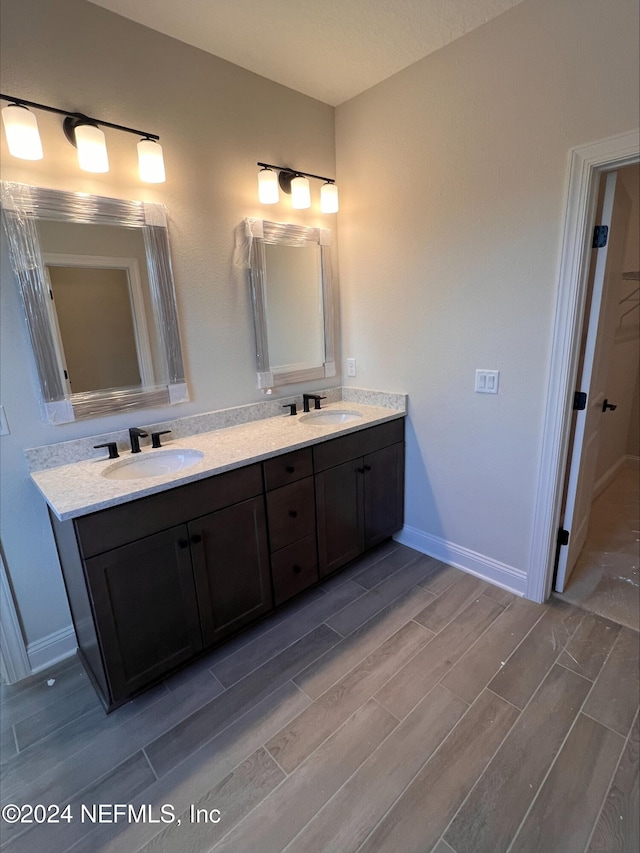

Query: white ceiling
[87,0,523,106]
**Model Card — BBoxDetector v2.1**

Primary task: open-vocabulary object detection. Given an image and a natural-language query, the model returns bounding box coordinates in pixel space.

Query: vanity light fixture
[258,166,279,204]
[1,103,43,160]
[290,175,311,209]
[1,94,165,183]
[256,162,338,213]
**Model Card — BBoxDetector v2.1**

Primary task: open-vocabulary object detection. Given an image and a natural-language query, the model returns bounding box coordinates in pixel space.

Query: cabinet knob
[191,533,202,544]
[178,538,189,549]
[293,564,302,574]
[289,509,298,518]
[357,467,365,474]
[364,464,372,472]
[286,465,295,473]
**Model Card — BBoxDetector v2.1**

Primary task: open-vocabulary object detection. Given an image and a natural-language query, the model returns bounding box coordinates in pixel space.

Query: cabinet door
[86,527,202,703]
[315,459,364,577]
[191,496,272,647]
[363,442,405,549]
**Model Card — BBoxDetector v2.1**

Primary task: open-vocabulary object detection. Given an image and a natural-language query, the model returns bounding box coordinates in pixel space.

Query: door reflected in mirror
[45,262,146,393]
[1,181,188,423]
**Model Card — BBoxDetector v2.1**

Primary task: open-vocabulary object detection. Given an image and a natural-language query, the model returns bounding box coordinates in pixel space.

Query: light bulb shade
[291,175,311,209]
[74,123,109,173]
[1,104,43,160]
[258,168,279,204]
[138,138,165,183]
[320,182,339,213]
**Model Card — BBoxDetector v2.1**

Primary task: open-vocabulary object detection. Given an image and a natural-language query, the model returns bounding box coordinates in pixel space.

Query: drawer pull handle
[289,510,298,518]
[191,533,202,544]
[178,539,189,549]
[293,565,302,574]
[285,465,295,473]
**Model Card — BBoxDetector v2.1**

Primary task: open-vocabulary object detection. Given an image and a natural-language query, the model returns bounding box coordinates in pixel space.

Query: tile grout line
[438,623,592,852]
[208,590,368,684]
[268,624,435,774]
[149,656,332,780]
[355,686,518,853]
[582,706,639,853]
[278,697,406,853]
[434,601,548,704]
[208,549,426,688]
[208,696,401,852]
[292,592,439,700]
[503,633,630,853]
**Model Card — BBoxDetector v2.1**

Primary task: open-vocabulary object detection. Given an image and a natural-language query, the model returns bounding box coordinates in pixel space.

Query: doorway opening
[526,130,639,606]
[554,164,639,630]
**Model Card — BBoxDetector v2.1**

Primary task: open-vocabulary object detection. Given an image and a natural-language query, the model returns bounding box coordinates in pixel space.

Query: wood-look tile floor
[1,541,638,853]
[556,460,639,632]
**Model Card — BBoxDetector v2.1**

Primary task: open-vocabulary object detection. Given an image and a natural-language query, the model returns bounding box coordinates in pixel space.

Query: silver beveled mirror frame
[244,218,336,388]
[1,181,188,423]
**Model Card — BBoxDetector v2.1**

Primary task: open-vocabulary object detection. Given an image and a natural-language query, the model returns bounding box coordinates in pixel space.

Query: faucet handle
[282,403,297,416]
[151,430,172,448]
[94,442,119,459]
[314,396,327,410]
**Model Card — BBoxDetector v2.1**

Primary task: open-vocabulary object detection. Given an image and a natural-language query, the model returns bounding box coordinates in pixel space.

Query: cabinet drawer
[266,477,315,552]
[313,419,404,472]
[271,534,319,606]
[263,448,313,490]
[75,463,264,558]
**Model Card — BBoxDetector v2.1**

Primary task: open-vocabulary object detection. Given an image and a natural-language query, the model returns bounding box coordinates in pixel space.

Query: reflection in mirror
[240,219,335,388]
[264,243,323,371]
[1,182,188,423]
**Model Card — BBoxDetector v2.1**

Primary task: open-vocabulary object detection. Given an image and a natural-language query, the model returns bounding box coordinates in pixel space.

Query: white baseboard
[593,455,627,501]
[27,625,77,674]
[395,525,528,597]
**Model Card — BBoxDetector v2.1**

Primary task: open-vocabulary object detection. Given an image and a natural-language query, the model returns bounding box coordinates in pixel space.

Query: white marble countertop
[32,401,406,521]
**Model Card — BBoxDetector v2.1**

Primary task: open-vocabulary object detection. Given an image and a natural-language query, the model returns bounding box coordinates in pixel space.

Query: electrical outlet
[475,369,500,394]
[346,358,356,377]
[0,405,9,436]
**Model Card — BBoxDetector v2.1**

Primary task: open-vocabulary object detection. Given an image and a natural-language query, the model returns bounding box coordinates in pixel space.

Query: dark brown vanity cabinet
[314,419,404,576]
[50,463,270,710]
[84,527,203,703]
[190,496,271,647]
[49,419,404,711]
[263,449,319,606]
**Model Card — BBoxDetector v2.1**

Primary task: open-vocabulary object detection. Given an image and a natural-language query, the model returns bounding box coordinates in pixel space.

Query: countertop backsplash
[25,387,407,473]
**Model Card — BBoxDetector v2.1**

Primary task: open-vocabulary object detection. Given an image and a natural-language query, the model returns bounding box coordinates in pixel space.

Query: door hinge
[573,391,587,410]
[63,369,69,380]
[49,288,54,300]
[558,527,570,546]
[592,225,608,248]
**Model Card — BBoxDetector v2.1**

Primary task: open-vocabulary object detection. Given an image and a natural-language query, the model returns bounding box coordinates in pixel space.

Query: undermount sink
[299,409,363,425]
[103,448,204,480]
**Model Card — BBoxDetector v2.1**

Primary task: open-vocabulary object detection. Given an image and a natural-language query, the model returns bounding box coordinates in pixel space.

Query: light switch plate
[475,369,500,394]
[346,358,357,377]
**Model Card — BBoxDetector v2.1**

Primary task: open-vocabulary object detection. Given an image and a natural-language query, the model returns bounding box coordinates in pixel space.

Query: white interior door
[555,170,631,591]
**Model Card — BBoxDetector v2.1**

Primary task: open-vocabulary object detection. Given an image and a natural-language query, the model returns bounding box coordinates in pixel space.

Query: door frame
[527,129,639,603]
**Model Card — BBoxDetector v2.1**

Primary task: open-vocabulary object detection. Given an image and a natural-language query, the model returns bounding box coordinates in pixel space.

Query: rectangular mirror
[1,182,188,423]
[241,218,335,388]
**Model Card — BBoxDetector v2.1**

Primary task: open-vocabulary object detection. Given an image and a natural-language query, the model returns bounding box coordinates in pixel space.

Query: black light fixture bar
[0,94,159,141]
[257,161,335,184]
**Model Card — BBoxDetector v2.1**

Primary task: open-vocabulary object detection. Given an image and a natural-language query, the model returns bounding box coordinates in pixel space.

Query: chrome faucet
[128,427,148,453]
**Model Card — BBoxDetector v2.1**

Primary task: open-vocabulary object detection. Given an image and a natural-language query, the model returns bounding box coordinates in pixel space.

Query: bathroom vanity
[36,404,405,710]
